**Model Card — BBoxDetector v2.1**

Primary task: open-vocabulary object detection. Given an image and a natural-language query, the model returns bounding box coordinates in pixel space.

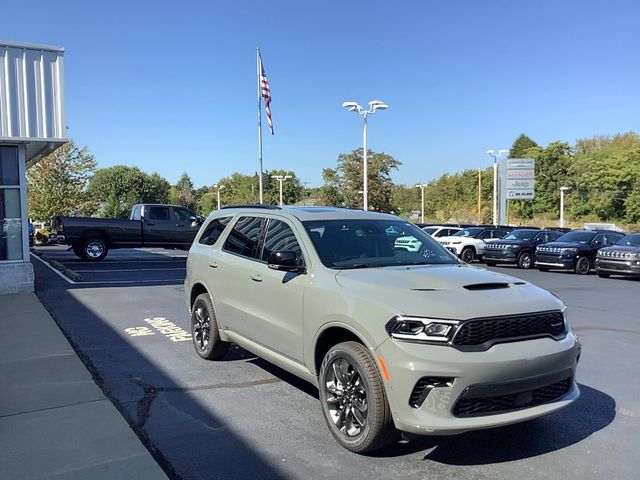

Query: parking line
[31,252,76,284]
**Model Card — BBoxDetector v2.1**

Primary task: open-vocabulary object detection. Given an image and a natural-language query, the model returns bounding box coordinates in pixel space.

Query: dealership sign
[504,158,535,199]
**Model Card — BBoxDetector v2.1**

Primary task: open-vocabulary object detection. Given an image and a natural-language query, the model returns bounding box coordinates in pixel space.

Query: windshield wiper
[334,263,372,270]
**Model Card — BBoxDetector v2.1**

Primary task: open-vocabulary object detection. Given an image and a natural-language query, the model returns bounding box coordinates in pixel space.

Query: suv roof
[218,205,400,222]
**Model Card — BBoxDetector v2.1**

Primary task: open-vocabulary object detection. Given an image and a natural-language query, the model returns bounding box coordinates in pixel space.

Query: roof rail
[221,204,281,210]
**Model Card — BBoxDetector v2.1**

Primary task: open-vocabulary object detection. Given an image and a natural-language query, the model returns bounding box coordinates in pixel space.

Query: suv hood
[538,241,585,249]
[334,264,562,319]
[599,245,640,254]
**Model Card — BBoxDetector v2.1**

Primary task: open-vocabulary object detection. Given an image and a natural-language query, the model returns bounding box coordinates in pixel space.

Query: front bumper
[534,253,576,270]
[595,258,640,277]
[483,250,517,263]
[375,334,580,435]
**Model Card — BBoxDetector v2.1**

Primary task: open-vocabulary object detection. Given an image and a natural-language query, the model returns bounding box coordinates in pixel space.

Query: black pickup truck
[53,204,203,261]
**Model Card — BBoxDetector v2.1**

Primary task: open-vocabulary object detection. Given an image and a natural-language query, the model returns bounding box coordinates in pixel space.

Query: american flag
[259,52,274,135]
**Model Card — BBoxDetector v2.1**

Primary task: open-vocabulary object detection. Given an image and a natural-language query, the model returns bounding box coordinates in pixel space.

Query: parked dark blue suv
[535,229,625,275]
[483,229,566,269]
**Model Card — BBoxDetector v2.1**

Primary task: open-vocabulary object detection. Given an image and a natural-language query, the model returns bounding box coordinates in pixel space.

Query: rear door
[142,206,177,246]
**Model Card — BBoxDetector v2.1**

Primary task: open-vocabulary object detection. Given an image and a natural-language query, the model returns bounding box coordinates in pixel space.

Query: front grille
[453,377,572,417]
[452,311,565,350]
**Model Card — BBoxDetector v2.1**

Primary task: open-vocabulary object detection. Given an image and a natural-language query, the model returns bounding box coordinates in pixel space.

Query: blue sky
[3,0,639,188]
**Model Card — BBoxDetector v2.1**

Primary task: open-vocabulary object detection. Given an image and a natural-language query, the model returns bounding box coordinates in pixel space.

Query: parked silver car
[184,206,580,453]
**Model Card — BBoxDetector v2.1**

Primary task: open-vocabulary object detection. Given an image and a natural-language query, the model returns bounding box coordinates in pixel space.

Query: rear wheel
[81,237,108,262]
[575,256,591,275]
[191,293,230,360]
[319,341,397,453]
[517,251,533,269]
[460,247,475,263]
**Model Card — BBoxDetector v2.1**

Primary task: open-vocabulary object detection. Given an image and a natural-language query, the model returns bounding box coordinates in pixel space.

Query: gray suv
[184,206,580,453]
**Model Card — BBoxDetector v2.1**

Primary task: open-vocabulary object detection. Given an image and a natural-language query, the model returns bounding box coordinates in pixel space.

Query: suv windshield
[555,231,597,244]
[502,230,537,241]
[302,219,457,268]
[453,227,484,238]
[616,233,640,247]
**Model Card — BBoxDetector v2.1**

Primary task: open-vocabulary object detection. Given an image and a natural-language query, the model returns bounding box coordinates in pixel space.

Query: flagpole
[256,47,264,204]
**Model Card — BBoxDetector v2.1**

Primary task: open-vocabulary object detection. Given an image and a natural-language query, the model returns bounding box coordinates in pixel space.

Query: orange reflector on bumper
[378,357,390,382]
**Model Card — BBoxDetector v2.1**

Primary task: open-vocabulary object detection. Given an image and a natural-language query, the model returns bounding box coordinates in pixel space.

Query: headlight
[561,247,578,253]
[385,316,458,343]
[506,244,519,249]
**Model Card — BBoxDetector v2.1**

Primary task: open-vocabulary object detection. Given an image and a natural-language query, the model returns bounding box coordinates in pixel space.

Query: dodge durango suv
[184,206,581,453]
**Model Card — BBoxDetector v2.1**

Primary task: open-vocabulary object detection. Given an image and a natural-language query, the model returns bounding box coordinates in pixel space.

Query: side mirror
[592,240,602,246]
[268,251,305,273]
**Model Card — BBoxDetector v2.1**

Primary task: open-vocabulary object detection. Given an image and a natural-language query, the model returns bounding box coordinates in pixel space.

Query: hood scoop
[463,282,510,291]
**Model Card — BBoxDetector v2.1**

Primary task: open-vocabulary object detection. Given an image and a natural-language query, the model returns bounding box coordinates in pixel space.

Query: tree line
[26,132,640,229]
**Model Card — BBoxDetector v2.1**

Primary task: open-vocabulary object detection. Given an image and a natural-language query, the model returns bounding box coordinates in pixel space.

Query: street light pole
[271,174,292,206]
[485,149,508,224]
[342,100,389,211]
[560,186,570,228]
[415,184,428,223]
[213,184,225,210]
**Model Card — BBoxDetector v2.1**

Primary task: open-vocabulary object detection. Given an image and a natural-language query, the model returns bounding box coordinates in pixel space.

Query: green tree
[264,170,305,206]
[87,165,171,218]
[27,141,97,222]
[174,172,196,209]
[509,134,539,158]
[320,148,401,212]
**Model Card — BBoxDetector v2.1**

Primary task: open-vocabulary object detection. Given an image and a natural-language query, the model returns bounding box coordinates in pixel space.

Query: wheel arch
[190,282,210,310]
[313,324,370,376]
[80,229,112,246]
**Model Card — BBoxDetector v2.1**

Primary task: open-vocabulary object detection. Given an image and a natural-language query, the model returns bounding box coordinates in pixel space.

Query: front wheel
[81,237,108,262]
[191,293,230,360]
[319,341,397,453]
[460,247,476,263]
[517,251,533,269]
[575,256,591,275]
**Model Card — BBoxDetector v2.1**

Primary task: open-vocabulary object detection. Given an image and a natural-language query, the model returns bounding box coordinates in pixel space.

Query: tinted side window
[608,233,624,245]
[131,205,142,221]
[478,230,493,239]
[223,216,266,258]
[148,207,170,221]
[592,233,606,245]
[199,217,231,246]
[261,220,304,265]
[174,207,194,222]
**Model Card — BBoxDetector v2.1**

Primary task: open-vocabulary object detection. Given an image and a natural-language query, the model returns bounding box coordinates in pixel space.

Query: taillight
[57,219,64,232]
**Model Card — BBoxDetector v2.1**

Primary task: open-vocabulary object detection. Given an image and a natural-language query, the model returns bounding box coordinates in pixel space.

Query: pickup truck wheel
[82,237,108,262]
[517,251,533,269]
[191,293,230,360]
[460,247,475,263]
[575,256,591,275]
[319,341,397,453]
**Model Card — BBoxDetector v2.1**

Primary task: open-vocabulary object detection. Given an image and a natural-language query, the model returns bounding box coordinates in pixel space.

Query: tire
[81,237,109,262]
[460,247,476,263]
[191,293,230,360]
[485,261,497,267]
[318,341,397,453]
[517,251,533,269]
[574,256,591,275]
[597,272,610,278]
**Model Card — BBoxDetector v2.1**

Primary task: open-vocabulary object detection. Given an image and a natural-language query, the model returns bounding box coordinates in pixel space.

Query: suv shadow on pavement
[33,260,290,480]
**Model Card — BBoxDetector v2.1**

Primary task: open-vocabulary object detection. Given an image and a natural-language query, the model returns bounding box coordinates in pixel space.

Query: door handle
[209,262,218,269]
[250,274,263,282]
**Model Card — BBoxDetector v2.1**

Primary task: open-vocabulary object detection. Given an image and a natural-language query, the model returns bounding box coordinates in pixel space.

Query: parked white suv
[437,226,511,263]
[184,207,580,453]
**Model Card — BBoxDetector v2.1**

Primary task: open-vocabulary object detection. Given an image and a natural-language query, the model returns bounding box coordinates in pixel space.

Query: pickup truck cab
[54,204,203,261]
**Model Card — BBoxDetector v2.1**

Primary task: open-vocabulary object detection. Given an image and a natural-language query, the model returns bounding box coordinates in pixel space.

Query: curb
[32,250,83,282]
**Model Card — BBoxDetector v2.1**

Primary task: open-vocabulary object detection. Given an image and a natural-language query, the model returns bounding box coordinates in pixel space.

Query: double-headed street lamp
[559,186,570,228]
[485,149,509,224]
[271,174,292,206]
[212,184,225,210]
[415,184,428,223]
[342,100,389,211]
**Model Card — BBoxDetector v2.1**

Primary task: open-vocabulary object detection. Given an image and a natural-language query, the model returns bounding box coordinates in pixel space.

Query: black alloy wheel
[460,247,475,263]
[575,256,591,275]
[319,341,397,453]
[191,293,230,360]
[517,251,533,269]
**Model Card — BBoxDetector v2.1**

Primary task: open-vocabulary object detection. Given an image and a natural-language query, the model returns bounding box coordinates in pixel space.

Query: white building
[1,41,66,294]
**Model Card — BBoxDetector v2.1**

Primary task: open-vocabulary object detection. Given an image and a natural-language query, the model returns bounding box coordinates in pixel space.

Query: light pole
[485,149,509,224]
[212,184,225,210]
[342,100,389,211]
[559,186,570,228]
[415,184,428,223]
[271,174,292,206]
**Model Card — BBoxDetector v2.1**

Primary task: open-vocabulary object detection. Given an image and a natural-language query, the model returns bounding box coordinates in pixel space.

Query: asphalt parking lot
[31,246,639,480]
